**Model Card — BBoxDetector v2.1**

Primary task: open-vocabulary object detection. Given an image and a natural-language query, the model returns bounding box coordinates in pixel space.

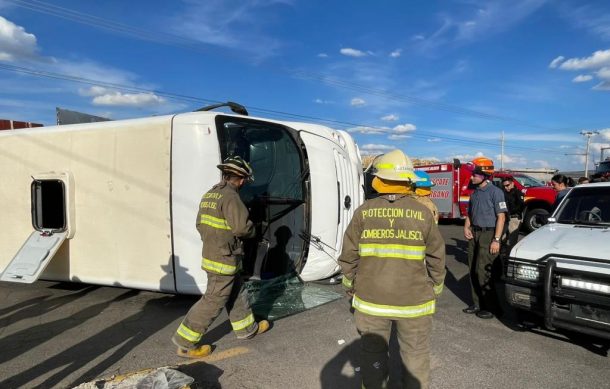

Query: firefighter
[413,170,439,223]
[339,149,446,389]
[171,156,270,358]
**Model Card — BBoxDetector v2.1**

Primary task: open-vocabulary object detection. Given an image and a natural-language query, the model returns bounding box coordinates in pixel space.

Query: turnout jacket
[339,194,446,319]
[196,181,255,276]
[413,195,439,223]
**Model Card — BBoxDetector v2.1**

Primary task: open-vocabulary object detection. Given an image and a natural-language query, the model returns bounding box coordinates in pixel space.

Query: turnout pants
[355,311,433,389]
[467,229,500,312]
[172,271,258,349]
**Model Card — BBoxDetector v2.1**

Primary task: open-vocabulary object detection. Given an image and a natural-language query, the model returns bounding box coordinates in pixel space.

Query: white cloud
[494,153,528,166]
[79,86,111,97]
[81,85,165,107]
[559,49,610,70]
[598,128,610,141]
[360,143,395,155]
[388,134,410,140]
[350,97,366,106]
[451,151,486,161]
[551,50,610,91]
[532,159,552,168]
[346,126,385,135]
[381,114,398,121]
[92,91,165,107]
[169,0,286,60]
[0,16,39,61]
[413,1,546,53]
[340,48,367,57]
[56,60,136,86]
[317,53,328,58]
[597,67,610,80]
[389,49,402,58]
[572,74,593,82]
[392,123,416,133]
[314,98,333,104]
[561,4,610,41]
[417,156,441,163]
[593,81,610,90]
[427,137,442,142]
[549,56,565,68]
[591,137,610,161]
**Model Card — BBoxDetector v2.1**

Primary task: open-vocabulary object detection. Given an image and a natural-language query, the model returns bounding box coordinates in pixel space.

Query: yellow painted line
[82,347,251,385]
[178,346,250,365]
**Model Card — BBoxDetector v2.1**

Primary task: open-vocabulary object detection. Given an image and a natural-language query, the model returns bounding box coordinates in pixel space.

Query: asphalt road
[1,224,609,389]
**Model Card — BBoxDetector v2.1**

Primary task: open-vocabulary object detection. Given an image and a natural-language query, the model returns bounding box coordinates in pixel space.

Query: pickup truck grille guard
[543,259,610,340]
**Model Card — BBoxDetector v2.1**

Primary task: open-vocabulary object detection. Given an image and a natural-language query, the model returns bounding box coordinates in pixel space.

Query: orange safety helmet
[471,156,494,175]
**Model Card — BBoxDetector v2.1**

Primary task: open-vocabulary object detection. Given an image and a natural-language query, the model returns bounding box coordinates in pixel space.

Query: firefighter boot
[176,344,213,359]
[245,320,271,339]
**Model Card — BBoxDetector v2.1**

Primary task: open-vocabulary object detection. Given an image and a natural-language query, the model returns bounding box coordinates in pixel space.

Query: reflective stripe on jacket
[197,181,255,275]
[338,194,446,319]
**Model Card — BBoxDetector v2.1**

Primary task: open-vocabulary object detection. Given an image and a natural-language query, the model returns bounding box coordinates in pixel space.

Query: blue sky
[1,0,609,172]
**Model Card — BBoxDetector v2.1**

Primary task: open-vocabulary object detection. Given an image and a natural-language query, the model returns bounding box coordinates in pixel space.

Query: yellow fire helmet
[371,149,416,182]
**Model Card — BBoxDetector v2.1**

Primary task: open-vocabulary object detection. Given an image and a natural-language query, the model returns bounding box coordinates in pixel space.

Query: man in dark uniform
[463,166,507,319]
[501,176,524,253]
[171,156,270,358]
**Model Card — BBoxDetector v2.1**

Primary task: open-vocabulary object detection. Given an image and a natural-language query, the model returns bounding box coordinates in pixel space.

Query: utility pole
[580,131,599,177]
[500,131,504,170]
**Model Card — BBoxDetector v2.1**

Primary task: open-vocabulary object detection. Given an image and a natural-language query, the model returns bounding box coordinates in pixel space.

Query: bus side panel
[171,114,221,294]
[0,118,175,291]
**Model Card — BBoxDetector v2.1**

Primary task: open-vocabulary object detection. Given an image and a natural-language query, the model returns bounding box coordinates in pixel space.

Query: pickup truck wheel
[523,208,549,233]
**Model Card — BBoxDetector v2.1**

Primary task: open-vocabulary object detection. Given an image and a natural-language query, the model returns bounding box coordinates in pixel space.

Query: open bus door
[1,174,72,283]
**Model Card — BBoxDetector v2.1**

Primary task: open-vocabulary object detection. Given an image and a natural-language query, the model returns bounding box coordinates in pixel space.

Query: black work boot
[462,305,479,314]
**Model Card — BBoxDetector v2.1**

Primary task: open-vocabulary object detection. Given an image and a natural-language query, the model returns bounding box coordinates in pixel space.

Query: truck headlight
[515,264,540,281]
[561,277,610,294]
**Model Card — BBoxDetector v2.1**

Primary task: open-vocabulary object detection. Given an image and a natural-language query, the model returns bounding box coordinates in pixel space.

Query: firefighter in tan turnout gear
[339,149,446,389]
[172,156,270,358]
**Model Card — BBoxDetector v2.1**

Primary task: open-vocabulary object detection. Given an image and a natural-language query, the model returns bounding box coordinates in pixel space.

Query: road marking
[79,347,251,386]
[178,346,250,365]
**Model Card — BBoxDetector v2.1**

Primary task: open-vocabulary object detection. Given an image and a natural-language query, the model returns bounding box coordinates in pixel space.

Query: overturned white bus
[0,104,364,294]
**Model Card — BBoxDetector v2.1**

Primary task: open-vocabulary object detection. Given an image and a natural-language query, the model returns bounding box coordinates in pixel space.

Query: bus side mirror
[453,159,461,169]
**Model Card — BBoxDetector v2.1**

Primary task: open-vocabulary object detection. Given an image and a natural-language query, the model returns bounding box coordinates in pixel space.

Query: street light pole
[580,130,600,177]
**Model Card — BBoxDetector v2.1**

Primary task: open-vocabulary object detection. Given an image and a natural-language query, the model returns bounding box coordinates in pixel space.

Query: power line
[5,0,587,133]
[0,63,564,155]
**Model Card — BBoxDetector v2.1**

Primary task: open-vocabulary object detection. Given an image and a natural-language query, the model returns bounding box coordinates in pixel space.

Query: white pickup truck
[504,182,610,339]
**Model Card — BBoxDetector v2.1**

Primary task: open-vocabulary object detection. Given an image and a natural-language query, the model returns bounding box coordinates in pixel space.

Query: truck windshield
[555,186,610,225]
[513,174,545,188]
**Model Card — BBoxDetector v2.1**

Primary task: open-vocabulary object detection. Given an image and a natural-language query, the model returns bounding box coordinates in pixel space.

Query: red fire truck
[415,159,557,233]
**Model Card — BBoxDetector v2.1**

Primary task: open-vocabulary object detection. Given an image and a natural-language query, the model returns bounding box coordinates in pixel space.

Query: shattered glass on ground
[244,274,343,321]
